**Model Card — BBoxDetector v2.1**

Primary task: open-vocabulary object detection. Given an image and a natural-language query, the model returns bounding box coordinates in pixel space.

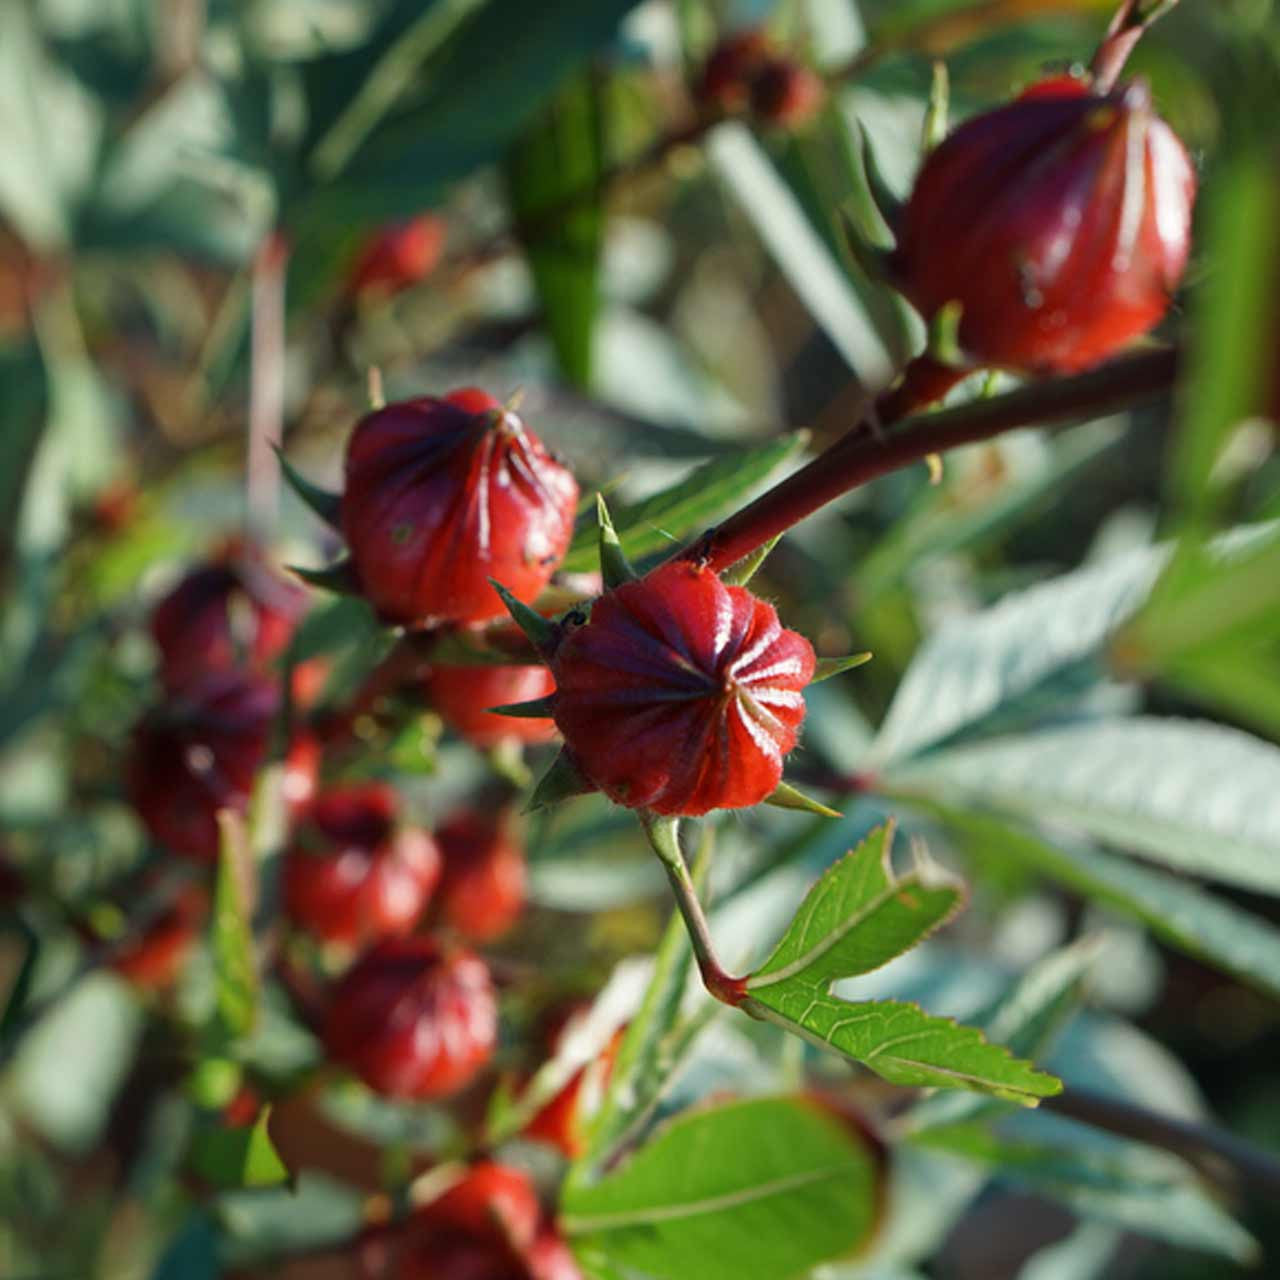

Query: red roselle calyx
[110,883,207,990]
[282,784,440,946]
[128,673,314,862]
[891,75,1195,376]
[549,561,815,816]
[415,1162,541,1253]
[150,548,307,695]
[697,29,822,126]
[323,936,497,1099]
[341,389,578,627]
[346,214,446,298]
[425,663,557,748]
[435,812,527,942]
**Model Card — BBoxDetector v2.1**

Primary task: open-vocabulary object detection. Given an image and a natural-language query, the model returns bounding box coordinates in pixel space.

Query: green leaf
[912,1125,1258,1264]
[189,1106,290,1191]
[287,598,381,666]
[746,988,1060,1105]
[1170,152,1280,522]
[564,1096,881,1280]
[149,1213,221,1280]
[867,542,1167,765]
[920,805,1280,1001]
[892,717,1280,896]
[211,812,260,1042]
[748,823,965,990]
[505,73,607,387]
[275,447,343,529]
[560,435,807,573]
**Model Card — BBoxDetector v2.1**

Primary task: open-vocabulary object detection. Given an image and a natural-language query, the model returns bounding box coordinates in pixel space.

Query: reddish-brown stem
[684,346,1179,576]
[874,355,970,426]
[1091,0,1181,94]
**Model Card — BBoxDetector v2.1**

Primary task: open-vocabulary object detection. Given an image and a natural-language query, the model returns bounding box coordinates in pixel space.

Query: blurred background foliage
[3,1,1280,1278]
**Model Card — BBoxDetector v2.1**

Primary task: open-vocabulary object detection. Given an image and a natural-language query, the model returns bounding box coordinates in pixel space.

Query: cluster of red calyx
[424,662,557,748]
[359,1162,580,1280]
[696,28,824,126]
[549,560,816,816]
[891,74,1195,377]
[346,214,446,300]
[433,811,527,942]
[323,935,497,1098]
[282,783,441,947]
[341,388,578,627]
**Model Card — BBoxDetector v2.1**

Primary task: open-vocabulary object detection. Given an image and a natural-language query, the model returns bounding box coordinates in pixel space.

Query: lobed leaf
[748,823,965,990]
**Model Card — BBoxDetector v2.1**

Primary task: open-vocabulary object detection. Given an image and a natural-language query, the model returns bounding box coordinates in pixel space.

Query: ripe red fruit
[748,59,825,126]
[347,215,446,298]
[550,560,815,816]
[425,663,557,748]
[110,883,206,989]
[524,1018,624,1158]
[417,1162,541,1253]
[697,29,771,111]
[892,75,1195,375]
[526,1233,583,1280]
[150,549,307,694]
[323,936,497,1099]
[282,784,440,946]
[128,673,280,862]
[435,812,527,942]
[341,389,578,627]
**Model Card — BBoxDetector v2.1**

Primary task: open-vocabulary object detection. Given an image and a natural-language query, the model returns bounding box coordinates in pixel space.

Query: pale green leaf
[893,717,1280,895]
[212,812,260,1042]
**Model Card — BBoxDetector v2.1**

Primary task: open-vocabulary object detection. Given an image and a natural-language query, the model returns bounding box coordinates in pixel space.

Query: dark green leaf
[276,447,343,528]
[506,73,607,387]
[561,435,807,573]
[564,1096,881,1280]
[189,1106,290,1191]
[150,1213,221,1280]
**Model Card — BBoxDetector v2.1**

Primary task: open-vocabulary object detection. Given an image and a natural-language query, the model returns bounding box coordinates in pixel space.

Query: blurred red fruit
[341,389,578,627]
[323,936,497,1099]
[892,75,1195,375]
[697,29,771,111]
[524,1019,623,1158]
[347,215,446,298]
[425,664,557,748]
[526,1233,583,1280]
[110,883,207,989]
[128,674,282,862]
[550,560,815,815]
[748,59,824,125]
[418,1162,541,1253]
[150,547,307,694]
[435,812,527,942]
[282,784,440,946]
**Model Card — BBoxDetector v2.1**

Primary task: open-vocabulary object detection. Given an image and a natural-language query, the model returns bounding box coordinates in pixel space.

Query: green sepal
[488,694,556,719]
[526,748,596,812]
[922,61,950,152]
[765,781,842,819]
[288,558,362,595]
[841,118,900,255]
[596,493,638,588]
[274,446,343,529]
[489,578,559,658]
[721,534,782,587]
[812,652,873,683]
[836,207,896,284]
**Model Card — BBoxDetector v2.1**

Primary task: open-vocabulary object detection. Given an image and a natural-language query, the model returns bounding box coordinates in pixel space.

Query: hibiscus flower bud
[549,560,815,816]
[341,389,578,627]
[892,75,1195,374]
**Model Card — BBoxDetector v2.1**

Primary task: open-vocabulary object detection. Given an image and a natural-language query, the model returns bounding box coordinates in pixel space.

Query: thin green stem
[640,815,747,1007]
